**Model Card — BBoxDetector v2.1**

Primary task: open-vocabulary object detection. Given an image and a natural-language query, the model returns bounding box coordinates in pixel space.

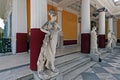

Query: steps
[31,52,94,80]
[0,52,93,80]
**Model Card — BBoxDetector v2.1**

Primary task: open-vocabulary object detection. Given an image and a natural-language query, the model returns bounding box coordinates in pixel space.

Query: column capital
[97,7,107,12]
[106,15,114,19]
[57,7,63,12]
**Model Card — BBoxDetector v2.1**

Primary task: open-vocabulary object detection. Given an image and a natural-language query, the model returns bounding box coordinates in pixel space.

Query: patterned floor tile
[74,75,83,80]
[97,62,113,67]
[92,63,101,67]
[108,63,120,68]
[92,67,109,73]
[113,74,120,80]
[103,59,116,63]
[84,68,95,73]
[103,67,120,74]
[96,73,118,80]
[78,48,120,80]
[81,72,100,80]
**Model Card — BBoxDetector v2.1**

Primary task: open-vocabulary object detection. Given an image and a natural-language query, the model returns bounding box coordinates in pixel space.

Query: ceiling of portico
[48,0,120,18]
[0,0,120,20]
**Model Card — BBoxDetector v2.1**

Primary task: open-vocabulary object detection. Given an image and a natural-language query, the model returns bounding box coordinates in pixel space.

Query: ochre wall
[26,3,77,41]
[117,19,120,39]
[27,0,30,34]
[62,10,77,40]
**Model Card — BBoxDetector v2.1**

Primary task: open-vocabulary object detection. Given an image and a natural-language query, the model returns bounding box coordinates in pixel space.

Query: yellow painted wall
[27,0,30,34]
[62,10,77,40]
[26,3,77,40]
[117,19,120,39]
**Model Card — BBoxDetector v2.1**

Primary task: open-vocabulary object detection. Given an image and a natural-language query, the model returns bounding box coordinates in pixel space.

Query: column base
[98,35,105,48]
[30,28,45,71]
[16,33,27,53]
[81,33,90,53]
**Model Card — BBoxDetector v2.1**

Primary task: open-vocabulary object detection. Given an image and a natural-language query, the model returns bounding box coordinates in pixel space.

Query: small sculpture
[106,31,117,52]
[90,26,101,62]
[106,30,113,52]
[90,26,100,54]
[37,10,61,79]
[107,30,112,47]
[112,32,117,48]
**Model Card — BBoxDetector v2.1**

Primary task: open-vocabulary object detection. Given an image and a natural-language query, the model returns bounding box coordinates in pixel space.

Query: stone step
[17,52,91,80]
[62,61,96,80]
[52,58,91,80]
[0,53,30,73]
[0,66,33,80]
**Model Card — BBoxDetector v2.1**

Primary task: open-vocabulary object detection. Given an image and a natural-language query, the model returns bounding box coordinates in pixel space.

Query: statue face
[94,27,96,31]
[92,27,96,31]
[50,14,57,21]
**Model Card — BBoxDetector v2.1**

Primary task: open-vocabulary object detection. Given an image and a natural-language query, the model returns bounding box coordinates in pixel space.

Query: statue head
[49,9,57,22]
[92,26,96,31]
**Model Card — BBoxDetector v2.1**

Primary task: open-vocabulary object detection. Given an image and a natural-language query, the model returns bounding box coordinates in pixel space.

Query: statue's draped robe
[107,32,112,48]
[90,29,99,54]
[37,21,61,72]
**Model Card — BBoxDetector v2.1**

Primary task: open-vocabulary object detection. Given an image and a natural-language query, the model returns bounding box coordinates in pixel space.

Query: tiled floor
[78,48,120,80]
[0,45,120,80]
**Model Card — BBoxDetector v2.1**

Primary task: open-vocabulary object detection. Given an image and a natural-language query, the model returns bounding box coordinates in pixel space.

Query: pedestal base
[89,53,101,62]
[106,47,113,53]
[33,69,59,80]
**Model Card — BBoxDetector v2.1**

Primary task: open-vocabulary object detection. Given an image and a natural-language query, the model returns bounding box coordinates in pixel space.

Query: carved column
[108,17,113,32]
[81,0,91,53]
[98,11,105,48]
[77,16,81,46]
[57,7,63,48]
[30,0,47,71]
[113,19,117,37]
[12,0,27,54]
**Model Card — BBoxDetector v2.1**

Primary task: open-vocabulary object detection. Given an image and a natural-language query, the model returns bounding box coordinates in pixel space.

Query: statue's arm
[40,22,50,34]
[55,23,62,31]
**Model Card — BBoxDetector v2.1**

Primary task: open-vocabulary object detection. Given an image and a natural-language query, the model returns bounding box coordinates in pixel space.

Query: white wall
[31,0,47,28]
[17,0,27,33]
[12,0,27,54]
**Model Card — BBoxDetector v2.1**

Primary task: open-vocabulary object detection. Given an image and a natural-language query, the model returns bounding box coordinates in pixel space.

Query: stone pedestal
[89,53,101,62]
[33,70,59,80]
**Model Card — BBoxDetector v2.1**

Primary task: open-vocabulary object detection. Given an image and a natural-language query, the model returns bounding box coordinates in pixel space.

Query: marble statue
[106,30,112,48]
[106,31,117,51]
[37,10,61,79]
[106,30,114,52]
[90,26,100,54]
[90,26,101,62]
[112,32,117,48]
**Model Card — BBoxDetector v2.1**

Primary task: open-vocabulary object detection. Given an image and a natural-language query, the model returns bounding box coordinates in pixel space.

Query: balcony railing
[0,38,12,54]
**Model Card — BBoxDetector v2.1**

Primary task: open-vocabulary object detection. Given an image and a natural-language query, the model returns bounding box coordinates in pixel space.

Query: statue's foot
[38,72,50,80]
[48,69,59,78]
[52,68,59,73]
